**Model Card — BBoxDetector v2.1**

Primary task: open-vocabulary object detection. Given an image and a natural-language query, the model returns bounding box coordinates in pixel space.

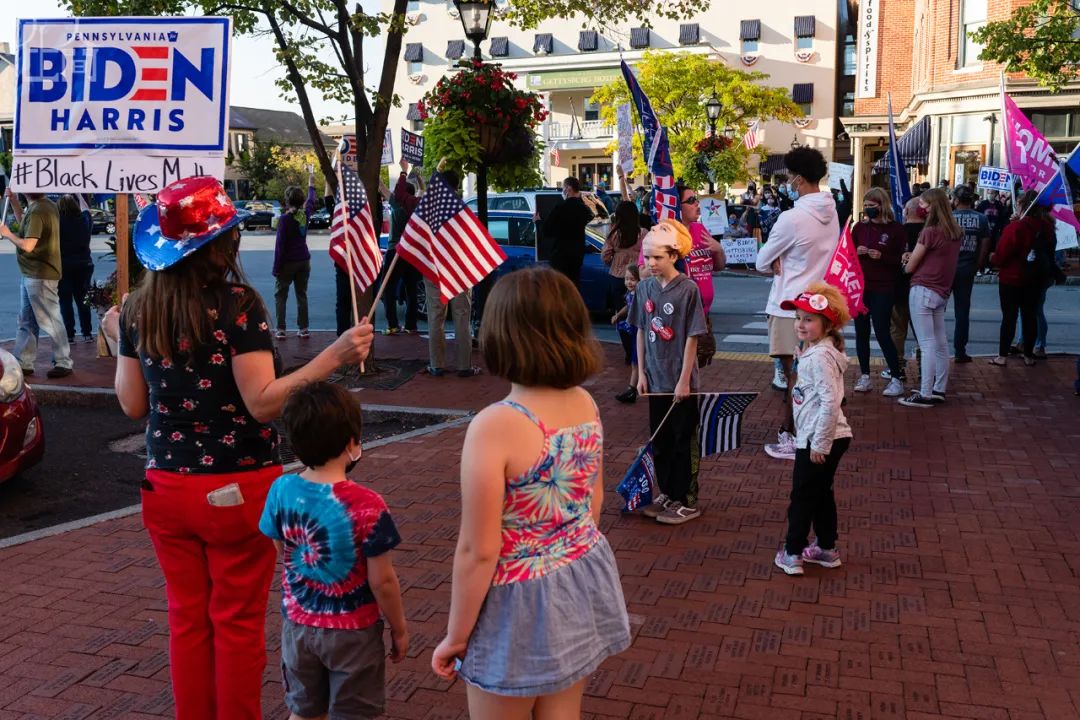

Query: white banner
[9,155,225,193]
[855,0,879,99]
[827,162,855,191]
[616,104,634,175]
[977,165,1013,191]
[1056,219,1079,251]
[381,127,394,165]
[15,17,231,156]
[721,236,758,264]
[698,197,728,237]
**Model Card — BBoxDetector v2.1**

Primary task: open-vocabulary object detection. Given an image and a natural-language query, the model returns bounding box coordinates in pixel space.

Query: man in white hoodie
[754,147,839,460]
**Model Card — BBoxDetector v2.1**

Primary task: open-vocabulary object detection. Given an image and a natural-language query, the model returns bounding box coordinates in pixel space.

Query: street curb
[716,269,1080,285]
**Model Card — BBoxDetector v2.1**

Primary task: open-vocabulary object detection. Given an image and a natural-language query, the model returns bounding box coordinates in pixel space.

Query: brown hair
[625,263,640,280]
[802,281,851,352]
[919,188,962,240]
[480,266,602,388]
[283,381,364,468]
[862,187,894,223]
[57,195,80,219]
[124,228,262,362]
[285,186,305,209]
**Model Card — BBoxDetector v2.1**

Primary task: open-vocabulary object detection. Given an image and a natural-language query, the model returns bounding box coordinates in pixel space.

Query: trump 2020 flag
[1032,144,1080,231]
[698,393,757,458]
[886,94,911,223]
[616,444,655,512]
[824,222,868,317]
[620,60,679,223]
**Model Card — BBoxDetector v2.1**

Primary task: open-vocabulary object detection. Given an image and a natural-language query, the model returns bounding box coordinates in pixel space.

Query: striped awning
[759,154,788,176]
[533,33,553,54]
[794,16,816,38]
[872,115,932,171]
[406,103,421,121]
[630,27,650,49]
[446,40,464,60]
[404,43,423,62]
[741,19,761,40]
[490,37,509,56]
[679,23,700,45]
[792,83,814,104]
[579,30,598,51]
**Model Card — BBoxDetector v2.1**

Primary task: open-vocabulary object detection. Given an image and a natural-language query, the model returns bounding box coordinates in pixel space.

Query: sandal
[988,357,1006,367]
[457,366,482,378]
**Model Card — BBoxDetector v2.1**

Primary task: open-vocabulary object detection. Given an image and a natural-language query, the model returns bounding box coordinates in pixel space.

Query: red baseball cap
[781,291,841,324]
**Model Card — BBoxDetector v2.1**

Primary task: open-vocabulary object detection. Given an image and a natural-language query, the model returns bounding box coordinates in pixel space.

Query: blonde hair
[802,281,851,351]
[862,187,894,223]
[919,188,962,240]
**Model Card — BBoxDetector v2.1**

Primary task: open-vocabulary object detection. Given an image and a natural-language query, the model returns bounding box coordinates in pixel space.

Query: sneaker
[46,366,73,379]
[771,365,788,391]
[615,386,638,404]
[854,374,873,393]
[456,366,482,378]
[801,542,842,568]
[774,549,804,576]
[954,353,973,364]
[880,368,892,380]
[656,502,701,525]
[929,392,946,404]
[383,327,400,336]
[297,329,311,339]
[21,366,34,377]
[1033,347,1047,359]
[641,493,671,519]
[882,377,905,397]
[764,430,797,460]
[81,335,94,343]
[274,329,287,340]
[898,391,935,408]
[881,367,906,381]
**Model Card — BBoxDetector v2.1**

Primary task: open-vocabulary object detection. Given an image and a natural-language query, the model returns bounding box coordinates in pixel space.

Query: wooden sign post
[115,194,129,296]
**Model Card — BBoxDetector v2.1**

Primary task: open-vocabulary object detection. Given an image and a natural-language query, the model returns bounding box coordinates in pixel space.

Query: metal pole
[987,115,997,166]
[707,117,717,194]
[477,161,488,227]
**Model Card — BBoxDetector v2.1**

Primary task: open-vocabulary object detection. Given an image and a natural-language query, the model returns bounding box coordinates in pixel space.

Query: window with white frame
[741,38,758,53]
[958,0,986,67]
[796,35,813,50]
[408,61,423,75]
[584,97,600,122]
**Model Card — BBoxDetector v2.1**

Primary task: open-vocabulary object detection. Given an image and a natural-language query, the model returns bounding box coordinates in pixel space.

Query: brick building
[841,0,1080,209]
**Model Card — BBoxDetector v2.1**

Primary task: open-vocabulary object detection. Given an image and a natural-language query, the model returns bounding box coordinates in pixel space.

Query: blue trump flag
[616,443,656,512]
[886,94,911,222]
[1032,143,1080,230]
[620,60,679,222]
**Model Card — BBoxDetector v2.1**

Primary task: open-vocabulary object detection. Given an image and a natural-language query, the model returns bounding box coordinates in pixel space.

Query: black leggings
[998,283,1039,358]
[854,290,901,376]
[784,437,851,555]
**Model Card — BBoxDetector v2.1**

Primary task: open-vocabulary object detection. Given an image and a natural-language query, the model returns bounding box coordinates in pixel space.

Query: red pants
[143,466,280,720]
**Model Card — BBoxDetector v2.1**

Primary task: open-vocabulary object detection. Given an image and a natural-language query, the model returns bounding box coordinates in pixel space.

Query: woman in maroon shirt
[989,191,1056,366]
[852,187,907,397]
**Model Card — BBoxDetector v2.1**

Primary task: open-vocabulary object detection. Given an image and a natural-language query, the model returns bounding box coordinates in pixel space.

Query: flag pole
[647,399,680,445]
[368,252,399,314]
[1000,70,1018,208]
[334,157,361,328]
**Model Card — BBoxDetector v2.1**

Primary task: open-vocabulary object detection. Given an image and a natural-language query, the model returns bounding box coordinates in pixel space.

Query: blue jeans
[950,266,977,355]
[1013,286,1048,350]
[909,285,949,397]
[855,290,901,376]
[14,277,73,370]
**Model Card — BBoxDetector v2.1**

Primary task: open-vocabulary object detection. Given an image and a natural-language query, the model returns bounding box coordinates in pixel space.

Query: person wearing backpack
[989,191,1058,367]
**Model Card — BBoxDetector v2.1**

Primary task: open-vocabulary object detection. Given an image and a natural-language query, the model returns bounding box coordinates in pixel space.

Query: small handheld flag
[329,163,382,293]
[698,393,757,458]
[824,222,868,317]
[616,443,656,512]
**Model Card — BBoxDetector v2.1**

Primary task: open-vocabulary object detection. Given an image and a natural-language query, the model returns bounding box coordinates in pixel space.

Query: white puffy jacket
[792,338,853,454]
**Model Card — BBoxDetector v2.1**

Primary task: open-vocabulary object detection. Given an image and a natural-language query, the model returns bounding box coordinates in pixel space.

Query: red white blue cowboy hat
[133,176,251,271]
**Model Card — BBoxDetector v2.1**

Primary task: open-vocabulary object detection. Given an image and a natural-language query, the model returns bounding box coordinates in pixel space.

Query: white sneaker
[764,430,797,460]
[882,377,905,397]
[771,364,787,391]
[854,374,873,393]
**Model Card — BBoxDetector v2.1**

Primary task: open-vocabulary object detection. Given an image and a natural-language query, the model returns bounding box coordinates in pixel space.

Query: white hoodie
[792,337,853,454]
[755,191,839,317]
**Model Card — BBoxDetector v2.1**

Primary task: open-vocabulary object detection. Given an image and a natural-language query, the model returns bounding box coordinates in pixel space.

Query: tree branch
[278,0,338,36]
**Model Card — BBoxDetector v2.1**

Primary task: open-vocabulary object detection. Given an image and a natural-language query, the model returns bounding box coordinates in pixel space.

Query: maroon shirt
[995,216,1055,287]
[911,225,962,298]
[852,220,906,293]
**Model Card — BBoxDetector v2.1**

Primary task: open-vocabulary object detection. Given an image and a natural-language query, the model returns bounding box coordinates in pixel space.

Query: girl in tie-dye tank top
[431,267,631,715]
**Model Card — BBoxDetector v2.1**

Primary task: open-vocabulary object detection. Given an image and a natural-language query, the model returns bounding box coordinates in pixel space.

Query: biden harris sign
[12,17,231,192]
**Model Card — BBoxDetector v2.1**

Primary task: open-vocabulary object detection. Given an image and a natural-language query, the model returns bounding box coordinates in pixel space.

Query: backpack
[1023,226,1065,288]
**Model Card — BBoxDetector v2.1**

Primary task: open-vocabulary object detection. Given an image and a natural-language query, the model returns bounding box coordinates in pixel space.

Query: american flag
[698,393,757,457]
[395,172,506,304]
[329,164,382,292]
[743,121,761,150]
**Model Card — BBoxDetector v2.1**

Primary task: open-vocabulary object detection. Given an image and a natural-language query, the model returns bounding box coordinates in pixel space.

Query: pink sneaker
[801,542,842,568]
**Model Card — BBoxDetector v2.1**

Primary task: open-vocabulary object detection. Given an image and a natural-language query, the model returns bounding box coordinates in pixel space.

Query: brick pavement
[2,331,1080,719]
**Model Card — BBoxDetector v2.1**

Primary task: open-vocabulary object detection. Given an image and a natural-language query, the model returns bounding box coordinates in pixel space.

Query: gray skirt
[459,535,632,697]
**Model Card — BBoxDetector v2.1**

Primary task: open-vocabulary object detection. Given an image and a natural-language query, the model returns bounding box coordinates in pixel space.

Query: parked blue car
[380,209,610,316]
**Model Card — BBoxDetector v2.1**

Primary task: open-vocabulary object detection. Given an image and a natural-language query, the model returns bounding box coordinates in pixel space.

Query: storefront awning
[759,154,788,176]
[872,115,931,171]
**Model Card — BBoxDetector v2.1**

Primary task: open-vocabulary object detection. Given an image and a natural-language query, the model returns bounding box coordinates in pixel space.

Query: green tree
[591,52,801,192]
[972,0,1080,92]
[232,140,283,198]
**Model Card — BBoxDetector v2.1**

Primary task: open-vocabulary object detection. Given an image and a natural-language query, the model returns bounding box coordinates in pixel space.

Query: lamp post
[791,134,800,150]
[704,92,722,194]
[983,113,998,166]
[453,0,494,227]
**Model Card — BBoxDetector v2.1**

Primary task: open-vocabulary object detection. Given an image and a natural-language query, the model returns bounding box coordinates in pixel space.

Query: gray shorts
[281,617,386,720]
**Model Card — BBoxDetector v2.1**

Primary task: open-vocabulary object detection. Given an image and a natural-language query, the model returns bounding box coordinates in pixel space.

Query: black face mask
[864,206,880,219]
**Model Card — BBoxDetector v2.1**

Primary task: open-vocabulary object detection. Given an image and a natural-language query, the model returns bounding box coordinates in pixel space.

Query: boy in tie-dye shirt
[259,382,407,719]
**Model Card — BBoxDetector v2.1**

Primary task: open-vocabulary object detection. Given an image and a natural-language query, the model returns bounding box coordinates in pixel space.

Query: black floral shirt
[120,285,281,473]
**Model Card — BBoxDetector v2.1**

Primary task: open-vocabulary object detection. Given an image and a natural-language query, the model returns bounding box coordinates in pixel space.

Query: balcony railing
[548,120,614,140]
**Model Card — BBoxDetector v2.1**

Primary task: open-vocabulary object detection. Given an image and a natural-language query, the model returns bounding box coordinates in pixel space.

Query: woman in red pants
[104,177,373,719]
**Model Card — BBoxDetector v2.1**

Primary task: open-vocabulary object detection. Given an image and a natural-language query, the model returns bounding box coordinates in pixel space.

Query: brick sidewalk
[2,333,1079,719]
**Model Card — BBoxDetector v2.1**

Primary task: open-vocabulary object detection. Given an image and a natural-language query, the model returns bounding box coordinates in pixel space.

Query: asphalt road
[2,230,1078,356]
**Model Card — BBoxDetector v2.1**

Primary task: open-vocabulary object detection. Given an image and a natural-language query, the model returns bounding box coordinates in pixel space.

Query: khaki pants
[424,279,472,371]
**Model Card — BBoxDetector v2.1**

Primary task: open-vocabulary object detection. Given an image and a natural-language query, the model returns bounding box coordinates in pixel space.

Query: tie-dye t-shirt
[259,474,401,630]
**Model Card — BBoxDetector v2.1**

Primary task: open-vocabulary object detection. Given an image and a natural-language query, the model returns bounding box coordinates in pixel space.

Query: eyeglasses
[682,196,699,205]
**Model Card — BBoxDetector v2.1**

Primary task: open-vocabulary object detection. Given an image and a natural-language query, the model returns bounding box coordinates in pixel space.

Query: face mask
[916,205,929,219]
[766,200,777,207]
[345,447,362,474]
[864,206,880,219]
[786,181,799,199]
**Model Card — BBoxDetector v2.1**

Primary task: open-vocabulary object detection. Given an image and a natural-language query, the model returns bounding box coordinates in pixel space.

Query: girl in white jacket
[774,282,854,576]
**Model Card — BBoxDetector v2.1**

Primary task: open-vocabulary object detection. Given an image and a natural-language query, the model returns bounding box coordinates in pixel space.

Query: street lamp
[453,0,494,227]
[790,134,800,150]
[983,113,998,166]
[704,93,722,193]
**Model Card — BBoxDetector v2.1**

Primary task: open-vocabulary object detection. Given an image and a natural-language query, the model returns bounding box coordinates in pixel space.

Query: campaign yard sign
[401,129,424,165]
[12,17,231,192]
[977,166,1013,192]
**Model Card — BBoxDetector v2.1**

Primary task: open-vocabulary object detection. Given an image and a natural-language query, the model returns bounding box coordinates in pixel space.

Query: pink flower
[213,330,226,343]
[210,353,225,366]
[233,416,247,425]
[181,399,197,411]
[156,403,170,414]
[160,358,173,369]
[194,423,209,434]
[178,337,191,352]
[198,378,212,390]
[200,455,214,466]
[170,431,184,442]
[235,313,248,329]
[221,433,236,447]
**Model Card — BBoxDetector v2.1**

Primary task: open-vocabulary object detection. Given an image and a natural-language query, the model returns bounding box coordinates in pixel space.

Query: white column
[851,136,865,217]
